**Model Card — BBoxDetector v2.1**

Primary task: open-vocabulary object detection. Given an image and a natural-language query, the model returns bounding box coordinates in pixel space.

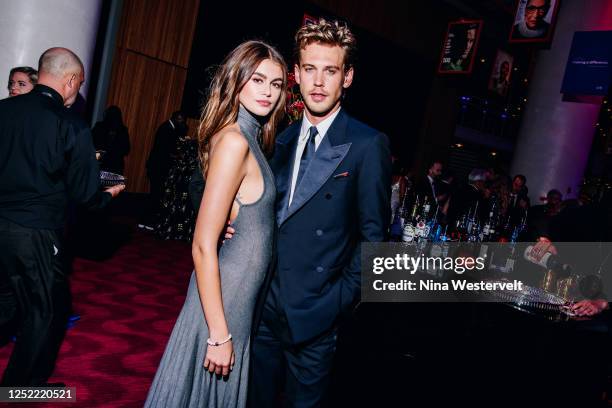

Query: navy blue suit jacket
[268,109,391,343]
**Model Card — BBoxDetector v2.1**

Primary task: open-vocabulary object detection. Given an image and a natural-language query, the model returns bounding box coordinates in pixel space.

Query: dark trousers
[248,292,337,408]
[0,219,71,386]
[0,274,17,347]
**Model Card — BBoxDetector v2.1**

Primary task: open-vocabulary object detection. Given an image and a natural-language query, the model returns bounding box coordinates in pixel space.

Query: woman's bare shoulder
[209,124,249,156]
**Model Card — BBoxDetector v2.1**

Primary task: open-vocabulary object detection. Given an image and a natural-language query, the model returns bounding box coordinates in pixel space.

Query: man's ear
[294,64,301,84]
[67,73,76,88]
[343,66,354,89]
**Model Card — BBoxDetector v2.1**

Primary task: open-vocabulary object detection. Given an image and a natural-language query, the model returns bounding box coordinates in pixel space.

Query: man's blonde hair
[294,18,357,71]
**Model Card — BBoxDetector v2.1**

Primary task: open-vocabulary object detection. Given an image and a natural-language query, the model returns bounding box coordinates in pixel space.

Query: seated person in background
[508,174,530,225]
[414,159,443,204]
[7,66,38,97]
[485,172,511,221]
[435,169,456,223]
[526,189,562,240]
[447,168,488,226]
[390,158,409,227]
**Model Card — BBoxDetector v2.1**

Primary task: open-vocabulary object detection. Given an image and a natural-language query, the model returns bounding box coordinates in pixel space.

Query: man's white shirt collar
[299,107,342,143]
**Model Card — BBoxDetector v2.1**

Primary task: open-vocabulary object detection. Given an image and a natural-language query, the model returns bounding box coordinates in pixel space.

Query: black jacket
[0,85,110,229]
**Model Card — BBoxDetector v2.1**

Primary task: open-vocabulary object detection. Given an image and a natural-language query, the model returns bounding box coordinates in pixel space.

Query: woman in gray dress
[145,40,286,407]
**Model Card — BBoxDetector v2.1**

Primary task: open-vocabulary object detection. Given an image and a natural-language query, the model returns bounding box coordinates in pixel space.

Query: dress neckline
[237,105,263,142]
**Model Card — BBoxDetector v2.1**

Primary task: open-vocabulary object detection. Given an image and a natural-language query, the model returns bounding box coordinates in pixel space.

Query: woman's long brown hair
[198,40,287,174]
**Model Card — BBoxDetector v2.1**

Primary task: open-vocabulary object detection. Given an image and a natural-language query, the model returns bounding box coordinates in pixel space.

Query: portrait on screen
[509,0,559,43]
[438,20,482,74]
[488,50,514,97]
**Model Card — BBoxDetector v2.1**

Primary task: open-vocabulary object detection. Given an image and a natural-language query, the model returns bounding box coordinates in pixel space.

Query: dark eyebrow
[254,71,283,82]
[301,63,341,70]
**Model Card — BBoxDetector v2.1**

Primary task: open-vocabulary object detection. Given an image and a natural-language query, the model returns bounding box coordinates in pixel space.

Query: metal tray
[484,281,571,319]
[100,171,126,187]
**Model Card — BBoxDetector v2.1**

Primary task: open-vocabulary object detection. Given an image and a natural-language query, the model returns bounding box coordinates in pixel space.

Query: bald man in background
[0,47,123,386]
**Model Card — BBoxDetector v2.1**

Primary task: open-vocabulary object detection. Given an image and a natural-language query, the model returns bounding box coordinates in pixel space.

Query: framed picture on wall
[438,19,483,74]
[488,50,514,96]
[302,13,318,26]
[509,0,560,43]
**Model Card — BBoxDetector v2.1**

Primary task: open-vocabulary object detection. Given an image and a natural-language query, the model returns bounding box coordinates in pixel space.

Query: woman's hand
[204,341,235,376]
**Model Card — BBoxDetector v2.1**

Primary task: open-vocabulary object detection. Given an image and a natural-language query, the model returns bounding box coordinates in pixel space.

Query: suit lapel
[280,110,351,225]
[271,123,300,225]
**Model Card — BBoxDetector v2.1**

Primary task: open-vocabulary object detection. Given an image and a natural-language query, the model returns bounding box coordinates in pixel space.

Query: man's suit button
[325,193,332,199]
[316,229,323,236]
[316,266,324,273]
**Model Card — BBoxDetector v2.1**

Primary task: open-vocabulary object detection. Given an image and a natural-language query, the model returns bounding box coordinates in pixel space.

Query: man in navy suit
[248,18,391,407]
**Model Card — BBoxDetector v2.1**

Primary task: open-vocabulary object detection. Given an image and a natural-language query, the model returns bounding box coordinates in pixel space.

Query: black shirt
[0,85,111,229]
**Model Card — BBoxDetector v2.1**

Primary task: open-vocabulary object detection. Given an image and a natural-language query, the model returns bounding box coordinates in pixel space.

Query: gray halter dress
[145,106,276,408]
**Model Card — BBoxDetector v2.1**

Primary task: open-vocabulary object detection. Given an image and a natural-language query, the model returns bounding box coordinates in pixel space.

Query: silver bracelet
[207,333,232,346]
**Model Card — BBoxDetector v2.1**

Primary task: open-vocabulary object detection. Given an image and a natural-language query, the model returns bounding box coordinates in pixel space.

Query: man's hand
[223,220,235,241]
[571,299,609,316]
[104,184,125,198]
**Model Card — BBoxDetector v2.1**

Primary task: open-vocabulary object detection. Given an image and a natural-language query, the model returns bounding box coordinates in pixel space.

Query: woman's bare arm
[192,130,249,341]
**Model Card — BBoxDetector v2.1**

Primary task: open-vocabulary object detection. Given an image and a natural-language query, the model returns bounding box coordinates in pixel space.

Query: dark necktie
[294,126,318,192]
[430,179,437,202]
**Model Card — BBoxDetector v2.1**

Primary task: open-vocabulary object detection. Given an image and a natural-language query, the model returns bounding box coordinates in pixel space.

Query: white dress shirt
[288,108,342,206]
[427,175,437,203]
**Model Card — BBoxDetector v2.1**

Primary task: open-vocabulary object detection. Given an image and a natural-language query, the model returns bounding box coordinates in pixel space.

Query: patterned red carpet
[0,229,193,407]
